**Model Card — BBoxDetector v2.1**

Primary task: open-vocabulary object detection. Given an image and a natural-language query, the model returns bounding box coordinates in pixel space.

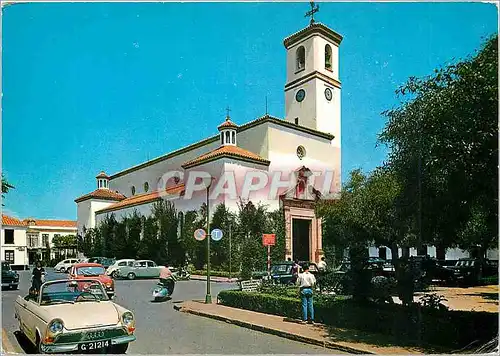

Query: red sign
[262,234,276,246]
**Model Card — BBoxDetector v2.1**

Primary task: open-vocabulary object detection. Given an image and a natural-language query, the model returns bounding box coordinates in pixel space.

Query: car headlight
[49,319,64,333]
[121,312,135,333]
[106,281,113,288]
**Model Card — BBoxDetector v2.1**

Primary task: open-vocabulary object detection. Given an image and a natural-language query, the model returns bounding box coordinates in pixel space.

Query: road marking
[1,327,18,354]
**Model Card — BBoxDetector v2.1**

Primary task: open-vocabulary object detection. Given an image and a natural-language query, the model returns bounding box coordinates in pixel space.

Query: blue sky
[2,1,497,220]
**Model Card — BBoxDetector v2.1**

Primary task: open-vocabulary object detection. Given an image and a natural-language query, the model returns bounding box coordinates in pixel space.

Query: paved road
[2,269,336,354]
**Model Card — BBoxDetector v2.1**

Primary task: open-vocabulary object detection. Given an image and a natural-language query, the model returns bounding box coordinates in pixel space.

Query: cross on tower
[225,106,231,120]
[304,1,319,25]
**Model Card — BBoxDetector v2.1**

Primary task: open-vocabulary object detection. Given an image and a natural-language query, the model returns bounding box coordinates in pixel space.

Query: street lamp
[205,176,215,304]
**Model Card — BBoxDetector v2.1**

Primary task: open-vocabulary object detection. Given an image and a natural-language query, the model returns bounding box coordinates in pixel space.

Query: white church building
[75,17,497,263]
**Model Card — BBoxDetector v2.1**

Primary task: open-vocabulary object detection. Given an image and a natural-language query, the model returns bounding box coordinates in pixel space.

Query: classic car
[86,257,116,269]
[2,261,20,289]
[446,258,498,286]
[106,259,136,279]
[14,279,136,353]
[69,263,115,298]
[115,260,165,280]
[54,258,80,273]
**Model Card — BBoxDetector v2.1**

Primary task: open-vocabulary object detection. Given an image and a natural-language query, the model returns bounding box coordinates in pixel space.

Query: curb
[190,276,239,283]
[177,306,372,354]
[1,328,19,354]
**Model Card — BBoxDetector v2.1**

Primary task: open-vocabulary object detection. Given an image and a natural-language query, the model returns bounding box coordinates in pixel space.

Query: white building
[74,17,498,264]
[1,215,77,269]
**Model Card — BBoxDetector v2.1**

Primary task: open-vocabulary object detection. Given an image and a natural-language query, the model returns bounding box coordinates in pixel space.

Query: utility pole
[229,222,232,280]
[205,178,213,304]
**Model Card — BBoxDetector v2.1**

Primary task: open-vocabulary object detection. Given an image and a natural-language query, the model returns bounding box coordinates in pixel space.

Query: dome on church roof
[218,117,238,131]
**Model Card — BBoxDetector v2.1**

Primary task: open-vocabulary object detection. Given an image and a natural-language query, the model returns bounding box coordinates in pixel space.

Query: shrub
[191,269,240,278]
[218,290,498,349]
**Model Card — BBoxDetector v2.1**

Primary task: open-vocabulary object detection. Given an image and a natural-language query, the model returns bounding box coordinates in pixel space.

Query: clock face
[295,89,306,102]
[325,88,333,101]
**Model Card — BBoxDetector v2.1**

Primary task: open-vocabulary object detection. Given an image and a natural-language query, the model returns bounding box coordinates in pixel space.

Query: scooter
[152,275,176,302]
[172,267,191,281]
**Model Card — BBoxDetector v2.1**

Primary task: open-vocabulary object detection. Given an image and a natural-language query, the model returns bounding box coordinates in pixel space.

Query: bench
[239,279,261,292]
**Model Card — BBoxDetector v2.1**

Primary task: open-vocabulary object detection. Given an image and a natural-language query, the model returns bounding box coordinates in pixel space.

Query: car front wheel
[112,271,119,279]
[109,343,128,354]
[127,273,136,280]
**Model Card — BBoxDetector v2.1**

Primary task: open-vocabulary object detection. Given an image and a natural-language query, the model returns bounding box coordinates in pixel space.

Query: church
[75,12,342,264]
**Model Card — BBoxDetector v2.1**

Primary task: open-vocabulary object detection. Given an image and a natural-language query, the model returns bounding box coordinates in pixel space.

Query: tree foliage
[379,34,498,254]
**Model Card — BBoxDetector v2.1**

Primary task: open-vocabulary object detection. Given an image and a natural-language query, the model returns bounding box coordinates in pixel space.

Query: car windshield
[76,266,105,276]
[40,280,109,305]
[271,264,291,274]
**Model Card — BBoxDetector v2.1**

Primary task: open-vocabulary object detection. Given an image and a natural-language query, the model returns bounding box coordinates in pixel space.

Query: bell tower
[283,2,343,145]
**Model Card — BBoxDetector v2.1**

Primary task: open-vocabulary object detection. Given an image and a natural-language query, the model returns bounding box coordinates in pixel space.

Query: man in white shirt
[296,264,317,324]
[317,257,327,272]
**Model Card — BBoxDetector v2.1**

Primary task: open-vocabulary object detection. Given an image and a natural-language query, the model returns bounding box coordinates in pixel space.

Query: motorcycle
[152,275,176,302]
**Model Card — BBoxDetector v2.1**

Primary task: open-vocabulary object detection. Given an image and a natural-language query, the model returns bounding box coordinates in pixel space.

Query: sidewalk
[176,301,433,354]
[190,275,239,283]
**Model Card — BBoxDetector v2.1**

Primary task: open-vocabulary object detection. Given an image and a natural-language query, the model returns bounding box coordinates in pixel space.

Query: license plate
[78,340,110,351]
[1,283,9,287]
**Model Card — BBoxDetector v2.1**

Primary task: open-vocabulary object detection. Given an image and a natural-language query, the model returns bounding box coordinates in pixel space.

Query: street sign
[262,234,276,246]
[211,228,223,241]
[194,228,206,241]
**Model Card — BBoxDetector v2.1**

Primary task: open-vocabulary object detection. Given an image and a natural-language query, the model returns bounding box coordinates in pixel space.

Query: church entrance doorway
[292,218,311,262]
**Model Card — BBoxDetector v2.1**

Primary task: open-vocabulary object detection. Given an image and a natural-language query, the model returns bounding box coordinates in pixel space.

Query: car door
[134,261,147,278]
[146,261,158,278]
[16,294,40,344]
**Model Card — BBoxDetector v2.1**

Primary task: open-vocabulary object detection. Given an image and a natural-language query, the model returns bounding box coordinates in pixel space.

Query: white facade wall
[77,199,117,235]
[1,225,28,268]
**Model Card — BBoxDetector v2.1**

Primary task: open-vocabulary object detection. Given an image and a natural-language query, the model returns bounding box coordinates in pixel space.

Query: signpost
[262,234,276,277]
[194,229,206,241]
[211,229,223,241]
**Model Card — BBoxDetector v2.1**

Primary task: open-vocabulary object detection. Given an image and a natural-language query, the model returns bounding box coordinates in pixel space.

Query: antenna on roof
[265,96,268,115]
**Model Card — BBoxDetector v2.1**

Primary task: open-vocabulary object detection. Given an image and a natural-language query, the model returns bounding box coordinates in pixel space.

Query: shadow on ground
[13,330,37,354]
[322,326,451,354]
[464,292,499,301]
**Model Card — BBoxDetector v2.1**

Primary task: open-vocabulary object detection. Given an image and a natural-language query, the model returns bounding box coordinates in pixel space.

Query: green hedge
[218,290,498,349]
[191,270,240,278]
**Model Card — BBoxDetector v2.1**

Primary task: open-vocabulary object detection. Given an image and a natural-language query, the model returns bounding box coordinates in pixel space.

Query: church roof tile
[181,145,270,169]
[74,189,127,203]
[218,118,238,130]
[283,22,343,49]
[95,184,185,214]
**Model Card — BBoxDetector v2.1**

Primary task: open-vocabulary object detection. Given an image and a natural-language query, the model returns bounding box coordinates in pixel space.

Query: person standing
[317,257,327,272]
[290,259,300,285]
[31,261,45,294]
[317,257,327,293]
[296,264,316,324]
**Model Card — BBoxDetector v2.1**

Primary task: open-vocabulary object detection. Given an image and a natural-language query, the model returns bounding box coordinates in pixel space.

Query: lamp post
[205,177,214,304]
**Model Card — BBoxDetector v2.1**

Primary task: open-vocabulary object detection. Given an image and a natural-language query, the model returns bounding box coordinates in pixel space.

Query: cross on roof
[226,106,231,120]
[304,1,319,25]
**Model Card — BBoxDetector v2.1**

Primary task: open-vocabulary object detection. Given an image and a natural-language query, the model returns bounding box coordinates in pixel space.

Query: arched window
[220,133,224,145]
[325,44,332,70]
[144,182,149,192]
[225,131,230,144]
[231,131,235,144]
[296,46,305,71]
[131,186,136,196]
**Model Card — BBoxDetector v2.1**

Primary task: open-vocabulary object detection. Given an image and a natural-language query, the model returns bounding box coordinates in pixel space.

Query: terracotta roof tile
[96,171,109,179]
[218,118,238,130]
[27,219,77,228]
[95,184,185,214]
[75,189,127,203]
[182,145,270,169]
[2,215,26,227]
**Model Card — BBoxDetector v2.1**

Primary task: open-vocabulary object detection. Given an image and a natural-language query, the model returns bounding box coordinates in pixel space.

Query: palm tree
[2,174,14,206]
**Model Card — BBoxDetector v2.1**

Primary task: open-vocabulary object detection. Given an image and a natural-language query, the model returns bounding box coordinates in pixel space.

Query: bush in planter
[218,290,498,349]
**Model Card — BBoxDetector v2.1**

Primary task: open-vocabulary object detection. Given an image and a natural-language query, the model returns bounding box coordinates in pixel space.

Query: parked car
[1,261,20,290]
[68,263,115,298]
[54,258,80,273]
[446,258,498,286]
[87,257,116,269]
[14,279,136,353]
[115,260,165,280]
[106,259,136,279]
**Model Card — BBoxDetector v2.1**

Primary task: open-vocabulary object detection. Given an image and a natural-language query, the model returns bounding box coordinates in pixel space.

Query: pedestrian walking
[291,259,300,285]
[317,257,327,293]
[296,264,316,324]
